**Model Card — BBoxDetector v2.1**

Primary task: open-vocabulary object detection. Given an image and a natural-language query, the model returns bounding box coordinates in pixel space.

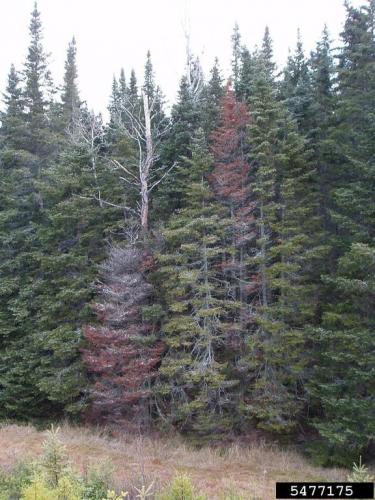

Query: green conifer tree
[61,37,80,125]
[156,131,239,439]
[200,58,224,140]
[242,49,321,435]
[280,31,314,134]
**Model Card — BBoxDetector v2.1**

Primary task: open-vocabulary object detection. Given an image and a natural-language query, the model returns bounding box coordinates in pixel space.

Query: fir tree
[280,31,314,134]
[156,131,239,439]
[143,50,155,101]
[238,46,256,102]
[307,1,375,464]
[119,68,127,99]
[210,83,255,317]
[308,243,375,465]
[231,23,242,96]
[23,2,53,161]
[155,75,202,216]
[82,246,164,428]
[128,69,138,107]
[0,4,57,419]
[330,0,375,243]
[61,37,80,125]
[200,58,224,141]
[242,51,321,435]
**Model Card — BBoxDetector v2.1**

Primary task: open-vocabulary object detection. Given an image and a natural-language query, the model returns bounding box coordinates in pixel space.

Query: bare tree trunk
[140,179,149,231]
[139,92,153,232]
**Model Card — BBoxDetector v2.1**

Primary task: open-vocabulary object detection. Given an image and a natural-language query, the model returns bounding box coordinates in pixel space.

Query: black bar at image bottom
[275,482,374,499]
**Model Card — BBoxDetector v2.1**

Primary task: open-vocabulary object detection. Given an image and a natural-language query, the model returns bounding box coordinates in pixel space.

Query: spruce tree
[330,0,375,242]
[119,68,127,99]
[307,1,375,464]
[28,130,126,415]
[143,50,155,101]
[231,23,242,96]
[200,58,224,141]
[0,4,57,419]
[242,49,321,435]
[61,37,80,125]
[210,84,254,318]
[238,46,256,102]
[155,75,202,216]
[280,31,314,135]
[23,2,54,162]
[308,243,375,465]
[82,246,164,428]
[156,131,239,439]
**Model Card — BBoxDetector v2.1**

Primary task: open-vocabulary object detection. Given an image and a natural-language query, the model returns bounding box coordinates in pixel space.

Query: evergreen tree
[119,68,127,99]
[210,84,254,316]
[155,75,202,216]
[280,31,314,134]
[261,26,276,77]
[143,50,155,101]
[307,27,337,270]
[0,65,27,153]
[82,246,164,428]
[306,1,375,464]
[23,2,54,161]
[231,23,242,96]
[200,58,224,141]
[0,4,57,419]
[156,131,239,439]
[61,37,80,125]
[238,46,255,102]
[242,51,321,435]
[27,128,126,415]
[329,0,375,242]
[308,243,375,465]
[128,69,138,107]
[108,75,120,123]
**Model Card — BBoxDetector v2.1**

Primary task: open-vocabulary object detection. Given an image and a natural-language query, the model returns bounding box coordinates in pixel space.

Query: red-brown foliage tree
[209,83,261,414]
[210,83,258,317]
[82,246,164,429]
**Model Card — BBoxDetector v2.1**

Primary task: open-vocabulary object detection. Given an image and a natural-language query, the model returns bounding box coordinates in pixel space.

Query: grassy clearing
[0,423,353,499]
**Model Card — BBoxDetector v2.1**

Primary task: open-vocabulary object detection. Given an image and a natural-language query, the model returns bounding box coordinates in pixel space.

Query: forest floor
[0,423,351,499]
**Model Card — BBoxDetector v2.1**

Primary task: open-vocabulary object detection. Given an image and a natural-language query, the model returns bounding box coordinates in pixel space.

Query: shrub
[82,462,114,500]
[347,457,374,483]
[41,426,69,486]
[20,474,55,500]
[157,473,206,500]
[0,460,35,499]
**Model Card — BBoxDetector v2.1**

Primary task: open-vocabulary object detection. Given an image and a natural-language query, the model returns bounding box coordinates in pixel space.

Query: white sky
[1,0,364,119]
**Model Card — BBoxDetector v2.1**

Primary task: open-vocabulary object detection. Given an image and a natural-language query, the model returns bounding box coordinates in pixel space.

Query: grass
[0,423,353,499]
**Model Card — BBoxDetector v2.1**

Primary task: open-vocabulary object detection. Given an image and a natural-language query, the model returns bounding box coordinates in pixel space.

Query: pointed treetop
[261,26,275,76]
[2,64,23,116]
[143,50,154,100]
[24,1,52,120]
[119,68,126,95]
[128,69,138,104]
[231,22,242,93]
[61,36,80,120]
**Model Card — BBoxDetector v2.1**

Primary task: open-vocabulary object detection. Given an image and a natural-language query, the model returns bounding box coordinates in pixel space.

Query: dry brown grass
[0,423,350,499]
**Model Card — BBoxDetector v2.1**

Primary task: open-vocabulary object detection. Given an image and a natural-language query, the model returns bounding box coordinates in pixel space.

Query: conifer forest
[0,1,374,469]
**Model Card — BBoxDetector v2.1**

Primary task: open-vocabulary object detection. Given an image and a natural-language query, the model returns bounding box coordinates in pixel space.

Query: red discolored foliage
[210,83,259,309]
[81,246,164,429]
[210,83,252,210]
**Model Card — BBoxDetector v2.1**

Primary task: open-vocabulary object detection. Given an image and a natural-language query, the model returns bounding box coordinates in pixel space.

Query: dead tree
[82,246,164,429]
[69,109,104,207]
[110,89,174,233]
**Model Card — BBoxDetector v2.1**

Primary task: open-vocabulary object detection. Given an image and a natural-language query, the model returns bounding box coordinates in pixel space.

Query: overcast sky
[1,0,364,118]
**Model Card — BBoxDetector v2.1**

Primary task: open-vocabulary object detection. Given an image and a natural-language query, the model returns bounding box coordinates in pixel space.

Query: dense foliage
[0,1,374,466]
